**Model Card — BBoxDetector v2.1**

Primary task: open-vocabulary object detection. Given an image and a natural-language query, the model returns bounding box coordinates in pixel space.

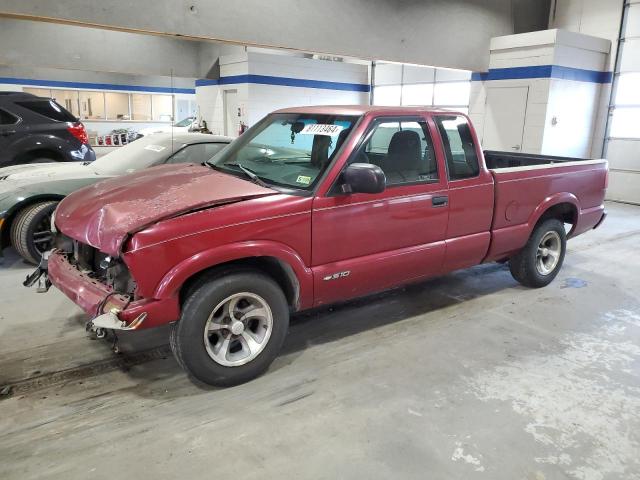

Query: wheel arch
[12,148,65,164]
[153,241,314,311]
[528,193,579,234]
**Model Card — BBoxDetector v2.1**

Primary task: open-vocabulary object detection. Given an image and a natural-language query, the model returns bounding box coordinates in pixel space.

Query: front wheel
[170,271,289,387]
[10,201,58,264]
[509,218,567,288]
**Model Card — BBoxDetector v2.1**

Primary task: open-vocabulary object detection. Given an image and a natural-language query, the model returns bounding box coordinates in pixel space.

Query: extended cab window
[353,118,438,185]
[434,115,479,180]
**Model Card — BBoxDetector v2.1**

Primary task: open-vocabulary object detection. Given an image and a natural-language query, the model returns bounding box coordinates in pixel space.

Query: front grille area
[53,233,136,296]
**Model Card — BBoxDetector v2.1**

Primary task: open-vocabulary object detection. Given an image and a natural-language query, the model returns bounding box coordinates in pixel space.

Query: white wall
[470,29,610,157]
[196,52,370,137]
[247,52,369,125]
[550,0,624,157]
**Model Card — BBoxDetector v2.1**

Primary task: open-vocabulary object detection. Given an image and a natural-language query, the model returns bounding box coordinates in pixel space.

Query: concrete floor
[1,201,639,480]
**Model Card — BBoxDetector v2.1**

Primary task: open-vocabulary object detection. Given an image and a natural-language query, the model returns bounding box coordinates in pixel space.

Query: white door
[176,99,190,122]
[604,2,640,204]
[223,89,239,137]
[482,86,529,152]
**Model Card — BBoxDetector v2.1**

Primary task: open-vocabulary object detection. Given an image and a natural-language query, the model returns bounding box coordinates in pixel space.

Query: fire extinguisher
[238,121,248,136]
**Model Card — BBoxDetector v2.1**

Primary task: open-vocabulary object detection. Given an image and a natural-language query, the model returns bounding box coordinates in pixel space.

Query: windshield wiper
[226,162,270,188]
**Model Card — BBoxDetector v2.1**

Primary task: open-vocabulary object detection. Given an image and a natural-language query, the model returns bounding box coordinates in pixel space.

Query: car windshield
[91,134,185,175]
[210,113,359,190]
[174,117,194,127]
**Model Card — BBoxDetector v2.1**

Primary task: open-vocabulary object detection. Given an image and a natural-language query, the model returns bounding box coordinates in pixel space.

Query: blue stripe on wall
[0,77,196,94]
[471,65,612,83]
[196,74,371,92]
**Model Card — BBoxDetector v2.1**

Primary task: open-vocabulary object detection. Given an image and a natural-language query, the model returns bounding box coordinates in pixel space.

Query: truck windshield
[210,113,359,190]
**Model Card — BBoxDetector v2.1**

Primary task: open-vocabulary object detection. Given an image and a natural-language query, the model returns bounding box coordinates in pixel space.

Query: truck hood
[0,162,98,193]
[55,164,277,255]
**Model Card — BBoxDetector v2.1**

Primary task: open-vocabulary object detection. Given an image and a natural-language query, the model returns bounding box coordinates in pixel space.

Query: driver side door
[311,115,449,306]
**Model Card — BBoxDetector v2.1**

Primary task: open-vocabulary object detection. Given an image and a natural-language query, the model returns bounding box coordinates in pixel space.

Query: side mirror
[342,163,386,194]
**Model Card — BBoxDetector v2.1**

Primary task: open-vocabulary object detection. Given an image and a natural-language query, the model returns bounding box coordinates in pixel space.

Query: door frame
[223,89,238,137]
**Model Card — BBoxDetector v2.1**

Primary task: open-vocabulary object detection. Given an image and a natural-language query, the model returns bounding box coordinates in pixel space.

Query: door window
[434,115,479,180]
[353,119,438,185]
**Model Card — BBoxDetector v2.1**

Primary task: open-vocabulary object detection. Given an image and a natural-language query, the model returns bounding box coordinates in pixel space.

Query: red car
[28,106,608,386]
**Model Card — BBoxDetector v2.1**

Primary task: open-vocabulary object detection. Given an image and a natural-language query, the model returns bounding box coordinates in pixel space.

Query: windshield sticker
[296,175,312,185]
[144,145,166,152]
[299,124,344,136]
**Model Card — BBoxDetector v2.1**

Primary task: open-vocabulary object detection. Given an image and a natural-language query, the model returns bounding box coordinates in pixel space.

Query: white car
[137,117,197,137]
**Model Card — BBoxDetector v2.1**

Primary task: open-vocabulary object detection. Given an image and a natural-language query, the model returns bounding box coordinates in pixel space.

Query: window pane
[0,108,19,125]
[51,90,80,117]
[23,87,52,98]
[80,91,105,120]
[434,116,479,180]
[358,120,438,185]
[433,82,470,106]
[401,84,433,106]
[373,85,401,106]
[131,94,152,121]
[614,73,640,106]
[152,95,173,121]
[610,107,640,138]
[16,100,77,122]
[105,92,130,120]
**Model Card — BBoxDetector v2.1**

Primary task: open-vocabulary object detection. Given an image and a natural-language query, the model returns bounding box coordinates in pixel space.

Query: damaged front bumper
[24,250,179,331]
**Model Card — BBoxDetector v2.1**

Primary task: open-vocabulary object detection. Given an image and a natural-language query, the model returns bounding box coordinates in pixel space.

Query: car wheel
[10,201,58,264]
[171,270,289,387]
[509,218,566,288]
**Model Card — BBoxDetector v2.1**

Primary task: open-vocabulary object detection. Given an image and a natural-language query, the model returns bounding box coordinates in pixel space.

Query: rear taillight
[67,122,89,145]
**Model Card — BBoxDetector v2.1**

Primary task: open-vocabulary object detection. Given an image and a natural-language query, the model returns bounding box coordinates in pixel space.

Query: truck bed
[482,151,608,262]
[484,150,595,170]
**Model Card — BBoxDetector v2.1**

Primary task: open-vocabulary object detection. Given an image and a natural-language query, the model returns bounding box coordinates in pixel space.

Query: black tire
[171,270,289,387]
[10,201,58,264]
[509,218,566,288]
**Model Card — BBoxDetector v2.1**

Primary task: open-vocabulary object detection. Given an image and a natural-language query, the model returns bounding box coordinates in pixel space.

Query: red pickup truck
[28,106,608,386]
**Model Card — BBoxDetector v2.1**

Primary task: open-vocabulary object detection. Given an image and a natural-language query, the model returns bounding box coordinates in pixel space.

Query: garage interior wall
[0,19,203,138]
[0,0,551,72]
[196,51,371,136]
[372,63,472,112]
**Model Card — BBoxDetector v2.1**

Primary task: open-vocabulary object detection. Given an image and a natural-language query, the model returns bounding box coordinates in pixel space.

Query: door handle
[511,145,520,150]
[0,130,16,137]
[432,195,448,207]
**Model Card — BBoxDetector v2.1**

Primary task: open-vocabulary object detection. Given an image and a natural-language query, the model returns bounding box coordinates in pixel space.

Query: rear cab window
[434,115,479,180]
[15,99,77,122]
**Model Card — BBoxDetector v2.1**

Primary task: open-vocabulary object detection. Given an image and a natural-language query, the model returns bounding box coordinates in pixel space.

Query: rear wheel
[509,218,566,288]
[10,201,58,264]
[171,271,289,387]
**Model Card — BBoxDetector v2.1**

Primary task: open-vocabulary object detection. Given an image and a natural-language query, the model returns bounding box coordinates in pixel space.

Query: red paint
[50,106,608,329]
[55,163,276,256]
